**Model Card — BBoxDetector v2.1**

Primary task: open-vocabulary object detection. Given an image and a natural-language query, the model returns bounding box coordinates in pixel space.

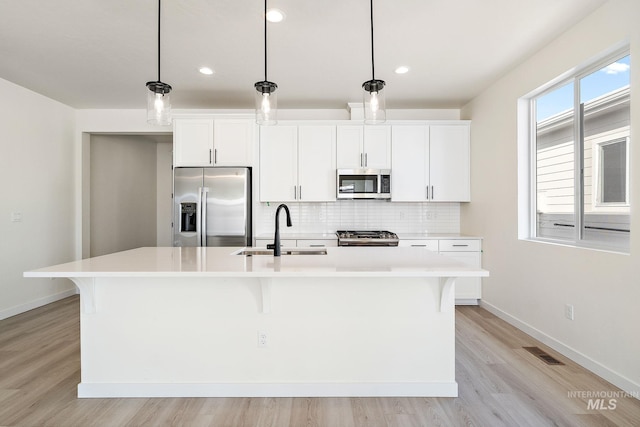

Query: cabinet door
[298,126,337,201]
[429,125,470,201]
[213,119,254,166]
[440,252,481,300]
[363,126,391,169]
[391,125,429,201]
[259,126,298,202]
[173,118,214,166]
[336,126,364,168]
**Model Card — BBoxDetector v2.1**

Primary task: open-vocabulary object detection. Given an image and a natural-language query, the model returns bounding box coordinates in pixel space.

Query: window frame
[519,45,630,254]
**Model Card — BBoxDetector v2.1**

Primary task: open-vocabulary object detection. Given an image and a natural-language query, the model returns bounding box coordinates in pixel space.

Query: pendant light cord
[264,0,268,81]
[157,0,162,82]
[369,0,375,80]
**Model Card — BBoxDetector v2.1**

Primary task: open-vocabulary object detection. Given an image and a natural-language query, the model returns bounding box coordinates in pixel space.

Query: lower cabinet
[399,238,483,304]
[255,238,338,248]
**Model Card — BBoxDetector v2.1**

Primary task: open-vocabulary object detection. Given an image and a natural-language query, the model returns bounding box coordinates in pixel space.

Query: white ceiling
[0,0,608,111]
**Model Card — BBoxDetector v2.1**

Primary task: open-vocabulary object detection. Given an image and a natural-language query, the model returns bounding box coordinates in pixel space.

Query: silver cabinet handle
[426,186,429,200]
[299,185,302,200]
[209,149,213,165]
[214,148,217,164]
[411,244,427,247]
[365,153,368,167]
[294,186,297,200]
[310,244,325,247]
[452,244,469,247]
[431,185,434,199]
[360,153,363,167]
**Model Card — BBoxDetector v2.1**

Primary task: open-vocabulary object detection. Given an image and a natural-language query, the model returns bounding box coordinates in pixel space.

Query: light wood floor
[1,296,639,426]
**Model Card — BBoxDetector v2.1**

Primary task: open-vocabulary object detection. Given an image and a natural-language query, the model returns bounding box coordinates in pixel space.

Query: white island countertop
[25,246,489,279]
[24,246,489,399]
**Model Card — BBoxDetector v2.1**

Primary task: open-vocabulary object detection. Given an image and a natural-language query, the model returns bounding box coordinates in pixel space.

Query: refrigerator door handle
[197,187,203,246]
[200,187,209,246]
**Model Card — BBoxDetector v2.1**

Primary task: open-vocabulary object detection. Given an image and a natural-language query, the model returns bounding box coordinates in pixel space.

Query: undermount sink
[233,248,328,256]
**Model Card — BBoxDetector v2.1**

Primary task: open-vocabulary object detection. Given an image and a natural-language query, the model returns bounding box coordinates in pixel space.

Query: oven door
[337,169,390,199]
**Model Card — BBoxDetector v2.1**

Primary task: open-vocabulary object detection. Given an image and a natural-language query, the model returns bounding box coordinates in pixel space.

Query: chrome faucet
[267,204,292,256]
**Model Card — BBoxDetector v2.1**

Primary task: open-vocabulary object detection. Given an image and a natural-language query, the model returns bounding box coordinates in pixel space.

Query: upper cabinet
[174,118,214,167]
[173,117,254,167]
[429,124,470,202]
[212,119,255,167]
[391,123,470,202]
[336,125,391,169]
[259,125,336,202]
[259,126,298,202]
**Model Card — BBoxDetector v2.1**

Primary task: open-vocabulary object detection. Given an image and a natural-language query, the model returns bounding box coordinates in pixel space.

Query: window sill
[520,237,630,255]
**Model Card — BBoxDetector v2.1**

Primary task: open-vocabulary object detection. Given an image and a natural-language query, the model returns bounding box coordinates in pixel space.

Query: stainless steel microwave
[337,169,391,199]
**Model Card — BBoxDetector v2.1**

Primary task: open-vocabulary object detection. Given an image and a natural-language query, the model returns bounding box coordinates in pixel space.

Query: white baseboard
[455,298,479,305]
[480,300,640,398]
[0,288,77,320]
[78,382,458,398]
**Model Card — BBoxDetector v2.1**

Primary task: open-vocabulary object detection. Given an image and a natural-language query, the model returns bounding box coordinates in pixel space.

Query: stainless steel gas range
[336,230,399,246]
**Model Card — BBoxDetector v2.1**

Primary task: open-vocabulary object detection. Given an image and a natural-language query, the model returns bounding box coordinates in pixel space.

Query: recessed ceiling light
[266,8,285,23]
[199,67,214,75]
[395,66,410,74]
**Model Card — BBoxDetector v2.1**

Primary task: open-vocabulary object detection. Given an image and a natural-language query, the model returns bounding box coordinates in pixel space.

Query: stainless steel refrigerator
[173,167,252,247]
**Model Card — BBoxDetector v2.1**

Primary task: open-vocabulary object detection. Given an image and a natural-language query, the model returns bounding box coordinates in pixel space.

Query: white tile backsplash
[255,201,460,235]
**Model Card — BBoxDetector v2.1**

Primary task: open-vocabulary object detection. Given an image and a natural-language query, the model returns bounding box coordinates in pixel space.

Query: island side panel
[78,276,456,397]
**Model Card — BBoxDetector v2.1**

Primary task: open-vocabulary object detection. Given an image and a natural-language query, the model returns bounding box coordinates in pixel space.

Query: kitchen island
[25,246,488,398]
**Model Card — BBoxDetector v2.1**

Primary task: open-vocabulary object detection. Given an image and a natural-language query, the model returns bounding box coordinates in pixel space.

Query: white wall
[461,0,640,394]
[90,135,159,256]
[0,78,76,319]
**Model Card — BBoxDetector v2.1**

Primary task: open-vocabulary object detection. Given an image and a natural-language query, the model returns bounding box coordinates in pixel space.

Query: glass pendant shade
[363,79,386,124]
[146,81,172,126]
[255,81,278,125]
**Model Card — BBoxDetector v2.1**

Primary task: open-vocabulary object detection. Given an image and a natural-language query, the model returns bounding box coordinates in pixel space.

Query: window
[596,138,628,205]
[522,49,630,252]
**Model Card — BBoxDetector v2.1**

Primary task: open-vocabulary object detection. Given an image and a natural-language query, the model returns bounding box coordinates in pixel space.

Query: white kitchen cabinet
[254,238,297,248]
[254,238,338,248]
[297,126,336,202]
[174,117,254,167]
[391,126,429,201]
[212,119,254,166]
[259,126,298,202]
[296,239,338,248]
[391,123,470,202]
[397,239,439,251]
[438,239,482,303]
[399,237,482,303]
[173,118,214,167]
[337,125,391,169]
[260,125,336,202]
[429,125,470,202]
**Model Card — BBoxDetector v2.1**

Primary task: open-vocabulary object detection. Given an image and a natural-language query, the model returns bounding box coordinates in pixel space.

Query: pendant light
[362,0,386,124]
[254,0,278,125]
[146,0,172,125]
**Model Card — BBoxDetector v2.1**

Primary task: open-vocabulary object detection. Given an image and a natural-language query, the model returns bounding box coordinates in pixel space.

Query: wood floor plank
[1,296,640,427]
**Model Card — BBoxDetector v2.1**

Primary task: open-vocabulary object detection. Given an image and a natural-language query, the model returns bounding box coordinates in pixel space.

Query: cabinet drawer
[398,239,439,251]
[254,239,297,248]
[439,239,481,252]
[297,239,338,248]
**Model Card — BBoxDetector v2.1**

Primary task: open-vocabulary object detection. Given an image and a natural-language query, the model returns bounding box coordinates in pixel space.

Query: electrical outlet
[565,304,574,320]
[257,331,268,348]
